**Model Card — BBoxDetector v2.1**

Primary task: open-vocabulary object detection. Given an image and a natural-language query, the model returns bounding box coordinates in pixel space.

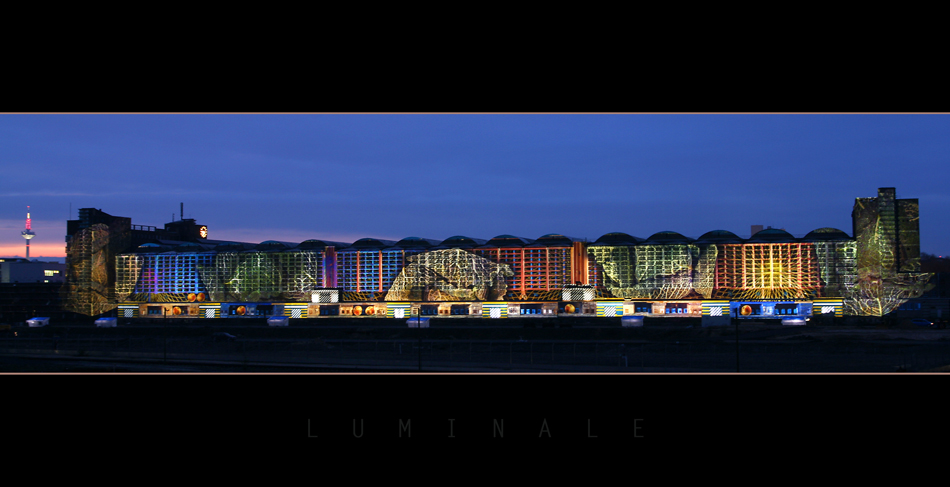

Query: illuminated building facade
[586,232,639,293]
[472,234,583,300]
[65,208,209,315]
[66,188,933,318]
[712,229,821,300]
[803,228,857,298]
[848,187,931,315]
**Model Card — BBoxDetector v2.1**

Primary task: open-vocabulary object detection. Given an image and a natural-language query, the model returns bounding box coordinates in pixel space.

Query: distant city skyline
[2,114,949,256]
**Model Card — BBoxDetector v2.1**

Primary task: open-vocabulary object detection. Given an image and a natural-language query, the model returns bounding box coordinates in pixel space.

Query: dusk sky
[2,114,948,260]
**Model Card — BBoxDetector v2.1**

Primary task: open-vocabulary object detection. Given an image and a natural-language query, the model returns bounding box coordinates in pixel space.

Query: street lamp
[734,306,739,373]
[414,306,422,371]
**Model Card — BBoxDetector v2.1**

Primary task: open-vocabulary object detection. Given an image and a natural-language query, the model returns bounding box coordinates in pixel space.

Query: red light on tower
[21,205,36,260]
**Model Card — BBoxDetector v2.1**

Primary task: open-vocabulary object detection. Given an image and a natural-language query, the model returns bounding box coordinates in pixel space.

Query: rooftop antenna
[22,206,35,260]
[181,202,184,221]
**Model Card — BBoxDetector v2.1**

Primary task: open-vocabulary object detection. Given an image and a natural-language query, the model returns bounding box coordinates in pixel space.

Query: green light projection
[385,248,513,301]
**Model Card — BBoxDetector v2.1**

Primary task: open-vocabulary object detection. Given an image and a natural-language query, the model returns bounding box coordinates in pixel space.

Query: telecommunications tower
[21,206,35,260]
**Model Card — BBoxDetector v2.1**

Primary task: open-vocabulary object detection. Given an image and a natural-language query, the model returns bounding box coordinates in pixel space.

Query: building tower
[21,206,35,260]
[852,187,921,274]
[849,187,930,315]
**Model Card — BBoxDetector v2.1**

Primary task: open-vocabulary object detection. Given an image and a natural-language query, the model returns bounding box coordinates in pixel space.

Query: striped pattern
[311,290,339,303]
[199,304,220,318]
[813,298,843,317]
[482,302,508,319]
[118,304,139,318]
[562,286,595,301]
[702,300,730,317]
[284,304,308,318]
[598,305,618,317]
[387,303,411,319]
[596,300,624,317]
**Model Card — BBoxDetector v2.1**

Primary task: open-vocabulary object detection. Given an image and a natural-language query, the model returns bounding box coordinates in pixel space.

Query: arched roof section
[802,227,852,241]
[591,232,642,246]
[295,239,331,250]
[644,231,693,245]
[532,234,576,247]
[342,237,397,250]
[747,228,796,243]
[255,240,294,251]
[394,236,441,249]
[485,234,533,247]
[439,235,487,248]
[695,230,744,244]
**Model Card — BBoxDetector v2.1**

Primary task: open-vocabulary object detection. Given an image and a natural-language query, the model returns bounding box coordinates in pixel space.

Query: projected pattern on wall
[588,246,635,293]
[847,190,931,316]
[104,188,933,316]
[713,243,820,300]
[115,254,143,303]
[630,243,697,299]
[336,248,423,293]
[196,250,325,302]
[587,238,716,300]
[65,222,130,316]
[116,246,327,303]
[385,249,513,301]
[472,240,573,297]
[808,228,857,298]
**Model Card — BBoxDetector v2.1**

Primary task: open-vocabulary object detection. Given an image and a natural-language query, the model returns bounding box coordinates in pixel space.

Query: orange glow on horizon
[0,242,65,258]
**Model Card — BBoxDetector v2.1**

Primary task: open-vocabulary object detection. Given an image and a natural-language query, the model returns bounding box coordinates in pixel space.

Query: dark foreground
[2,316,949,372]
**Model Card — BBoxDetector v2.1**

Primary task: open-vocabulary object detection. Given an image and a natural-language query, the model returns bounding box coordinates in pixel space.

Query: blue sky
[2,113,948,258]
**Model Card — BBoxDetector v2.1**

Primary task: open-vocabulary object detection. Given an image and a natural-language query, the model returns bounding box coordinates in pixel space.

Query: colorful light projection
[115,254,144,302]
[102,188,931,315]
[629,243,700,300]
[122,251,213,298]
[196,250,325,302]
[470,235,576,295]
[586,242,717,300]
[846,192,932,316]
[587,246,635,294]
[64,222,131,316]
[714,243,820,300]
[385,248,513,301]
[728,301,813,319]
[806,229,858,298]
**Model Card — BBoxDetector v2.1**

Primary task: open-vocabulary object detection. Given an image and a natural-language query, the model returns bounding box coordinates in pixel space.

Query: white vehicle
[27,317,49,327]
[267,316,289,327]
[407,317,430,328]
[95,317,118,327]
